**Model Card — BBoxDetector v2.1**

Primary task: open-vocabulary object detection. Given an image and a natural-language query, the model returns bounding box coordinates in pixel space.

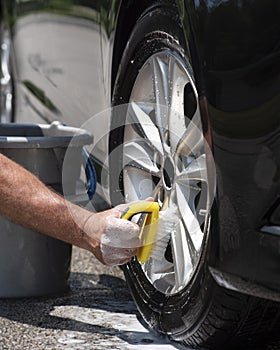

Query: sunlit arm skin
[0,154,140,266]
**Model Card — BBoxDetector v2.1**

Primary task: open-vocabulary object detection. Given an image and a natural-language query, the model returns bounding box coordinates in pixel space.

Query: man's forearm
[0,153,140,266]
[0,154,91,249]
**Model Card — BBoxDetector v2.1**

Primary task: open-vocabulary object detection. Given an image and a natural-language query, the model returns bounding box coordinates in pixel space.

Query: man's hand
[81,204,140,266]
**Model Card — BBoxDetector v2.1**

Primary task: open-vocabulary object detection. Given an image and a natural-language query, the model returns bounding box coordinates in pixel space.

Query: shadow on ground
[0,272,184,349]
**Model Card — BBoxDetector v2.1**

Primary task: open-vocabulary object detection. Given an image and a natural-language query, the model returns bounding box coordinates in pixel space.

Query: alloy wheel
[122,51,215,294]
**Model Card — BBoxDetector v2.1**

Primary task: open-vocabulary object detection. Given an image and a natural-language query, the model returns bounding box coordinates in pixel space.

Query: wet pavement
[0,246,279,349]
[0,247,185,350]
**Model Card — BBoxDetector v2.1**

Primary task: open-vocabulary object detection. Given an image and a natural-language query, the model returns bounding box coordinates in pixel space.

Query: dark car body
[1,0,280,323]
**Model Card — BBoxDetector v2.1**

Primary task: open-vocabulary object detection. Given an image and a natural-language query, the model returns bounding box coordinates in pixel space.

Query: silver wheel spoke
[123,140,161,177]
[127,102,163,155]
[170,219,192,291]
[130,63,154,103]
[152,180,167,206]
[151,54,191,153]
[168,55,188,116]
[175,183,203,252]
[151,55,170,146]
[180,217,199,267]
[177,154,207,183]
[168,56,190,152]
[152,54,170,106]
[176,107,204,157]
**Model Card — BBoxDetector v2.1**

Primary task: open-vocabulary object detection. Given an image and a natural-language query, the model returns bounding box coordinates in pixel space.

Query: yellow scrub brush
[121,201,159,263]
[121,201,179,263]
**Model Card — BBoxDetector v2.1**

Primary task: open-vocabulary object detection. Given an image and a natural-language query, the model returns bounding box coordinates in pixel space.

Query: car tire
[110,5,280,349]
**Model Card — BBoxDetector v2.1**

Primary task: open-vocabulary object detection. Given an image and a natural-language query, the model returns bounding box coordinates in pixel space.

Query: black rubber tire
[109,6,280,350]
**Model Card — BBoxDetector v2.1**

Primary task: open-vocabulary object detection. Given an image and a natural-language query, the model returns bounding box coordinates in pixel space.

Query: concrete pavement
[0,247,186,350]
[0,247,279,349]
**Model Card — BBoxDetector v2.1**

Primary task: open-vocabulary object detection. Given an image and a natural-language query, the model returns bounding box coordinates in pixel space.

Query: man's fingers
[100,211,141,265]
[101,245,137,266]
[103,216,140,249]
[84,200,157,266]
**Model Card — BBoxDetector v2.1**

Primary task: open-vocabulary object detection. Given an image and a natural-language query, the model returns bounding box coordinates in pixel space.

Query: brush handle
[120,201,159,263]
[120,201,159,220]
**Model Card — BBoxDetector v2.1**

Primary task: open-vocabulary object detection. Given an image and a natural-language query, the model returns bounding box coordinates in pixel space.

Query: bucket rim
[0,121,93,148]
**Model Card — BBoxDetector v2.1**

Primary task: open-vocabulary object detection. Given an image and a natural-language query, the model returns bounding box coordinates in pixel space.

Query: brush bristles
[150,205,180,260]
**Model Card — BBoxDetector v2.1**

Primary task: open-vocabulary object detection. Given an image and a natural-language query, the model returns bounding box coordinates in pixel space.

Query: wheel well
[111,0,184,96]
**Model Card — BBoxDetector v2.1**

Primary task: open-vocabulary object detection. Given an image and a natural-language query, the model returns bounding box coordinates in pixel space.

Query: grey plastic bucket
[0,121,93,297]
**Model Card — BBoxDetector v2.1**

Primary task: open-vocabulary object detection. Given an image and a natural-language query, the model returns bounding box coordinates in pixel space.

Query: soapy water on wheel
[62,103,216,252]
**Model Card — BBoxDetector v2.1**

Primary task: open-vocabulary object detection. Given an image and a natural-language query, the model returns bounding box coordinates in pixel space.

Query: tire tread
[183,285,280,349]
